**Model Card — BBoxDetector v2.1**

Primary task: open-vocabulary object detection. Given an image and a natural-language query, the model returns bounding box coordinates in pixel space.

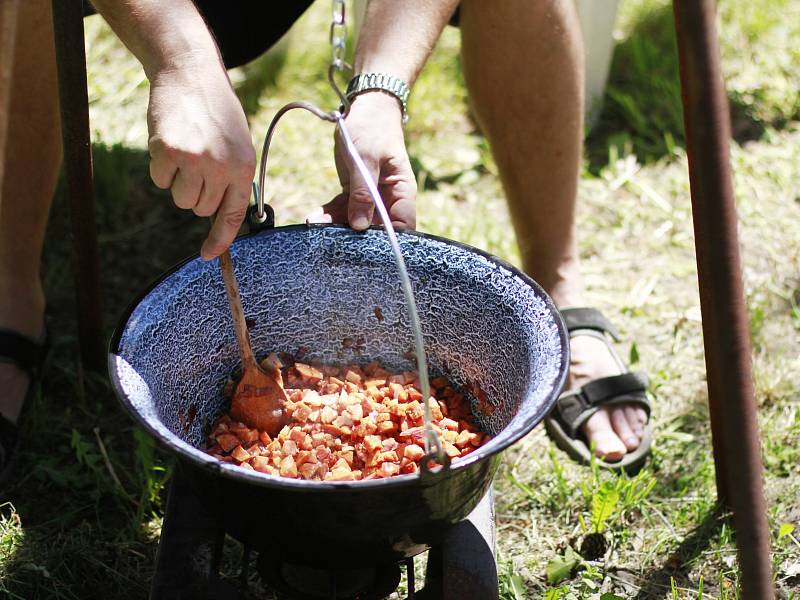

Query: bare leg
[0,0,60,422]
[459,0,646,459]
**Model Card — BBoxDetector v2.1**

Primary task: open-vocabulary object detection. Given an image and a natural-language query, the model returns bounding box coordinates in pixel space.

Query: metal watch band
[345,72,410,123]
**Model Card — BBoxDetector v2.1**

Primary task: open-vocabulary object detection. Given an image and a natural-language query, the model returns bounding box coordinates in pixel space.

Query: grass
[2,0,799,598]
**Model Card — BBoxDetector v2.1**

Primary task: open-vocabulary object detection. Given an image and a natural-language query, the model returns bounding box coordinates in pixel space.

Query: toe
[610,406,640,451]
[625,405,645,437]
[582,410,627,461]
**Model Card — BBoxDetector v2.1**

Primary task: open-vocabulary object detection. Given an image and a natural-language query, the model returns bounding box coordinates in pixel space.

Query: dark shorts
[85,1,315,69]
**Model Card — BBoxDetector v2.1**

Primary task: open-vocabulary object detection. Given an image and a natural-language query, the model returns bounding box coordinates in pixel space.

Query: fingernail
[351,215,370,230]
[626,436,639,447]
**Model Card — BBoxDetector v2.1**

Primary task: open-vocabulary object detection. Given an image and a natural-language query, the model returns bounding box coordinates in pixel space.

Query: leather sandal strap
[0,329,47,373]
[0,414,20,470]
[560,307,621,341]
[554,372,650,438]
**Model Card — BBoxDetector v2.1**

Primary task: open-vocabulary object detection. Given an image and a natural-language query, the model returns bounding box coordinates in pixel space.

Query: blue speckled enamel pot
[109,225,568,566]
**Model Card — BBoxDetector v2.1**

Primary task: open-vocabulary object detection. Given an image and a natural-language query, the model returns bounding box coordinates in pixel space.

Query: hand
[146,60,256,260]
[318,92,416,230]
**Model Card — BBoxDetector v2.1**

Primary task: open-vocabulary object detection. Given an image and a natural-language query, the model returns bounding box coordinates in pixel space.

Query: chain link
[329,0,348,72]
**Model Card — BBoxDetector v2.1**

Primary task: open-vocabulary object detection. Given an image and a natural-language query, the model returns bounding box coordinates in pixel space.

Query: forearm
[89,0,223,78]
[354,0,460,85]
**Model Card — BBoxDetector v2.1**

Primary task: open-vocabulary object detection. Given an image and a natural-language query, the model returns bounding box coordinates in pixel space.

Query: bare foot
[568,334,648,461]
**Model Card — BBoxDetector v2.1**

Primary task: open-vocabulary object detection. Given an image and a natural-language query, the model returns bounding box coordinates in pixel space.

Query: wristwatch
[345,72,411,124]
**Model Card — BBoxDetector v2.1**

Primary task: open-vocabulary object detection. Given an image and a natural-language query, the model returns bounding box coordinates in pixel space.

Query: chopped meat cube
[295,362,323,384]
[216,433,241,453]
[209,360,489,481]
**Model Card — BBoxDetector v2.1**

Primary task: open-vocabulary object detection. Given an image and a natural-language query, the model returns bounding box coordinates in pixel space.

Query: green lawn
[1,1,799,598]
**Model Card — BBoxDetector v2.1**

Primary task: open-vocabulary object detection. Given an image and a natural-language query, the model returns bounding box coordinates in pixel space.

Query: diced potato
[455,429,474,448]
[377,421,397,435]
[440,418,459,431]
[364,435,383,453]
[381,437,399,452]
[251,456,271,473]
[239,461,254,471]
[292,401,312,423]
[208,361,489,481]
[380,462,400,476]
[404,443,425,462]
[442,430,458,444]
[280,456,298,477]
[231,445,251,462]
[282,439,299,456]
[443,441,461,458]
[321,406,338,424]
[299,462,318,479]
[295,450,316,467]
[344,370,362,384]
[347,404,363,421]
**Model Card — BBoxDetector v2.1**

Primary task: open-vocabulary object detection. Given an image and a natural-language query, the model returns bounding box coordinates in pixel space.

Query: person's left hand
[314,92,416,230]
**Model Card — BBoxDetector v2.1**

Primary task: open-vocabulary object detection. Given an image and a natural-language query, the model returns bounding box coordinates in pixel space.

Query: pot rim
[108,224,569,491]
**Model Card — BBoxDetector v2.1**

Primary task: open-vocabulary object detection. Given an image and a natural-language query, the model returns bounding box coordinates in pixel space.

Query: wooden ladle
[217,249,288,436]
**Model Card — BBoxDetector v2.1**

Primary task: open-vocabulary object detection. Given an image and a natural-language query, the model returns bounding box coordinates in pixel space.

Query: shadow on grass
[633,506,727,600]
[0,142,202,598]
[585,4,767,172]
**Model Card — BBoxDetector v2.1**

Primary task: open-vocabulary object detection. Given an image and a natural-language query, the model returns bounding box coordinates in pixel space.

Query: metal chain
[330,0,347,71]
[327,0,351,114]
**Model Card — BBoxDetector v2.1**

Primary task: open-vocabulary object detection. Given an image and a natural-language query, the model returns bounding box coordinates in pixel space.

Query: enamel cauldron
[109,225,568,566]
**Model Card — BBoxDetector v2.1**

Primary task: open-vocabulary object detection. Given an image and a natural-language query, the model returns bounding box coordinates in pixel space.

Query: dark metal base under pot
[149,464,499,600]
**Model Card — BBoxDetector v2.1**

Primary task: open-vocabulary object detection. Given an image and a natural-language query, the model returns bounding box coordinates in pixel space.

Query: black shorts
[85,1,315,69]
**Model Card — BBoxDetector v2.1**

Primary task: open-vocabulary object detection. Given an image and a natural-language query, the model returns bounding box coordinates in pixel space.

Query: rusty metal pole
[50,0,105,372]
[672,1,773,597]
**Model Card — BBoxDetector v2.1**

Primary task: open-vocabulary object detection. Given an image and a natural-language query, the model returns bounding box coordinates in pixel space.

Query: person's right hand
[146,60,256,260]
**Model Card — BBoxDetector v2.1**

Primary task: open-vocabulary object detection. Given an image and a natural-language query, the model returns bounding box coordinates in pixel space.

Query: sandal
[545,308,652,473]
[0,328,49,489]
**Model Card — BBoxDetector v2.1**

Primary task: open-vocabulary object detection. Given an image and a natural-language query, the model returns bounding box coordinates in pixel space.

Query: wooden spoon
[217,249,288,436]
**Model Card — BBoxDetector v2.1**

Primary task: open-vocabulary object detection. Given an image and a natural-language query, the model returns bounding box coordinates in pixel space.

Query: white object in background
[574,0,620,127]
[351,0,619,126]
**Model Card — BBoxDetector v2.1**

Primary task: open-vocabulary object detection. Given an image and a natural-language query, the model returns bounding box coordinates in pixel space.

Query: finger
[201,184,249,260]
[304,205,333,225]
[609,406,640,451]
[582,409,627,460]
[379,178,416,229]
[347,159,379,231]
[193,176,228,217]
[321,193,349,224]
[171,169,204,210]
[624,405,645,437]
[149,154,178,189]
[305,211,333,225]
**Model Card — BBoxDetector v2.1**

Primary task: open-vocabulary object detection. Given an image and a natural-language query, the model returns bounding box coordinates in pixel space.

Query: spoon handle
[218,249,257,371]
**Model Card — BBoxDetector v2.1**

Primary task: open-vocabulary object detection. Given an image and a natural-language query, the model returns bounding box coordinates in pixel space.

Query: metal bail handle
[248,0,448,472]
